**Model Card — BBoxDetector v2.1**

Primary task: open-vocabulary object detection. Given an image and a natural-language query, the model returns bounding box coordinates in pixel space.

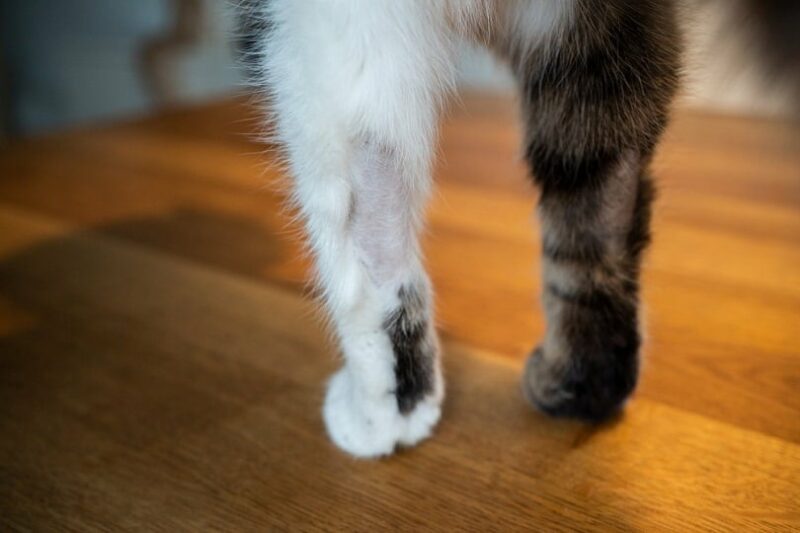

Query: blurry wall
[1,0,242,136]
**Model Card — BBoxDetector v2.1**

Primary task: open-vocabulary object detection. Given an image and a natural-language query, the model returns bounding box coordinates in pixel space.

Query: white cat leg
[260,0,456,457]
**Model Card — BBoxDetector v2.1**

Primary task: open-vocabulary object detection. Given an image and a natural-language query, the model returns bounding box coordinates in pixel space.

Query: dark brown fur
[504,1,681,420]
[384,285,436,414]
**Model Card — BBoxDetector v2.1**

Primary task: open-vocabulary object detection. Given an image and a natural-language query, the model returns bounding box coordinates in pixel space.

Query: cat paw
[398,394,441,447]
[323,368,398,458]
[522,345,638,421]
[323,367,442,458]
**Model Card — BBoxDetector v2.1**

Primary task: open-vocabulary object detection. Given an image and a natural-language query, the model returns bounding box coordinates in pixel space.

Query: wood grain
[0,94,798,531]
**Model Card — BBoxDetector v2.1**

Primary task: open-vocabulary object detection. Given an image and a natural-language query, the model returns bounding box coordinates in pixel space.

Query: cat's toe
[398,395,442,447]
[522,345,638,422]
[323,366,443,457]
[323,368,400,458]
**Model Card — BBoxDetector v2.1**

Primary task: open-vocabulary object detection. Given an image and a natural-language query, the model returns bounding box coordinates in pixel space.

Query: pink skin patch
[350,142,417,286]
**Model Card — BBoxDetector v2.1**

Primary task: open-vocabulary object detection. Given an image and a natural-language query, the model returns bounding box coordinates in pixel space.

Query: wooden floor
[1,94,798,531]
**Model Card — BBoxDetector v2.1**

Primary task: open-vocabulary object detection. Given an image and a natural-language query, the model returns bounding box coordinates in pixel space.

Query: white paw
[323,368,399,458]
[397,396,441,447]
[322,367,442,458]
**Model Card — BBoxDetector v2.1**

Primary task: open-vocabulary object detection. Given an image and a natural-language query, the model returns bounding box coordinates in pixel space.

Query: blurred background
[1,0,798,139]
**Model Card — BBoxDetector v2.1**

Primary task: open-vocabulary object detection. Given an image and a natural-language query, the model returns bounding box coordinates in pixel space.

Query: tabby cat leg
[524,154,656,419]
[506,2,681,419]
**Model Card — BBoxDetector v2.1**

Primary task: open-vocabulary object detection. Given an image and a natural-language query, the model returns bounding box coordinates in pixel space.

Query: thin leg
[256,1,459,456]
[498,1,681,419]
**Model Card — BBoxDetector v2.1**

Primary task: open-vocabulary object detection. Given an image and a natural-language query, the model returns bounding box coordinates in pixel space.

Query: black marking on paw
[384,285,434,415]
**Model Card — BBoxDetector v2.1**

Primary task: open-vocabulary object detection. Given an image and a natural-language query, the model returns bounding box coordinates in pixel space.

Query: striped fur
[502,1,681,419]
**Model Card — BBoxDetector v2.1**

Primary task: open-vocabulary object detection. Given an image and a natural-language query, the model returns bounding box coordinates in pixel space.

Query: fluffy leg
[255,1,461,457]
[497,1,681,419]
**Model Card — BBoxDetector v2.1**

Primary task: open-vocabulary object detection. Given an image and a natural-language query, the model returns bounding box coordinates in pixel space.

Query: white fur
[253,0,573,457]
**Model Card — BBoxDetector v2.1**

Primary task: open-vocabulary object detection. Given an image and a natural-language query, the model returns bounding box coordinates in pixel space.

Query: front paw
[323,367,442,458]
[522,345,638,421]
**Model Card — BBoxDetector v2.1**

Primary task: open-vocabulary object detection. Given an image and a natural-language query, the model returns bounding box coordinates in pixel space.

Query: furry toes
[397,395,442,447]
[323,367,442,458]
[522,346,638,422]
[323,369,397,457]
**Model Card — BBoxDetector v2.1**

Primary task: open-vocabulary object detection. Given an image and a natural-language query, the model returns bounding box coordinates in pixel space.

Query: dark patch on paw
[384,285,434,414]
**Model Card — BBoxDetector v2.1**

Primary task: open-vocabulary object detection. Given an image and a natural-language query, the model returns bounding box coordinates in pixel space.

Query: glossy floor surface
[1,95,798,530]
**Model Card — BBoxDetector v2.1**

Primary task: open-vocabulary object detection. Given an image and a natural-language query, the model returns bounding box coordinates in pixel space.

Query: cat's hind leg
[259,1,456,457]
[319,141,444,457]
[500,2,681,419]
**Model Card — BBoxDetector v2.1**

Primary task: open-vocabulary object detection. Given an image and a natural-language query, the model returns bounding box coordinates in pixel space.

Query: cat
[237,0,681,458]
